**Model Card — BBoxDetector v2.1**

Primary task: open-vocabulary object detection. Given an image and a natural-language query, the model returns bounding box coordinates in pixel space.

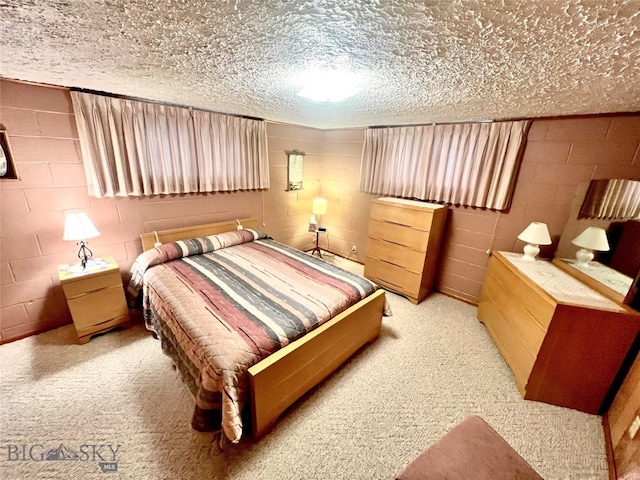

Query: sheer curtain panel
[360,120,530,210]
[579,178,640,220]
[71,91,269,197]
[192,110,269,192]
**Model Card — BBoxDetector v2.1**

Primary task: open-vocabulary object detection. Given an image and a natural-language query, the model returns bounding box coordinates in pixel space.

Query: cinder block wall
[310,116,640,304]
[1,77,639,342]
[435,116,640,303]
[0,80,318,342]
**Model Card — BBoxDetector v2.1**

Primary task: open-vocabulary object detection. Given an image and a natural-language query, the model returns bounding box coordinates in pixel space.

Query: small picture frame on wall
[0,129,18,180]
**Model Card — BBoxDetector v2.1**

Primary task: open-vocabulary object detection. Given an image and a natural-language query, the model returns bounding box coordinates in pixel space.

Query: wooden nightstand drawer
[61,270,122,298]
[364,257,421,297]
[370,201,433,230]
[368,219,429,251]
[366,238,425,270]
[67,284,129,330]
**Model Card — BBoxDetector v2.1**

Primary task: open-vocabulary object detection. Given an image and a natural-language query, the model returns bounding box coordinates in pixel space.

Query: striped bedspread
[128,229,387,443]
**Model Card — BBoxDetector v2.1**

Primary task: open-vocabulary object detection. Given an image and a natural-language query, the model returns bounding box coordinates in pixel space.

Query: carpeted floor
[0,255,609,479]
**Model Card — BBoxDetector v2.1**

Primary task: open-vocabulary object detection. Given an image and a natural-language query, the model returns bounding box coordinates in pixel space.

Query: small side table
[310,227,327,258]
[58,256,131,344]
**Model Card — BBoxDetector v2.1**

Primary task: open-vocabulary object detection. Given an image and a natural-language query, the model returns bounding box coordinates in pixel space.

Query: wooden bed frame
[140,218,386,439]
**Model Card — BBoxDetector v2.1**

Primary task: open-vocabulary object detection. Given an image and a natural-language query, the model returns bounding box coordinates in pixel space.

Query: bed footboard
[248,288,386,439]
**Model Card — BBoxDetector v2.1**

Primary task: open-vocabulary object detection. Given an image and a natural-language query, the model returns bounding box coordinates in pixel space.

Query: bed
[128,218,389,443]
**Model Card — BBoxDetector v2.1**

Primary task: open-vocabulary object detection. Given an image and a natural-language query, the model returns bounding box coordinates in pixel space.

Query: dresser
[364,197,447,304]
[58,256,131,344]
[478,251,640,415]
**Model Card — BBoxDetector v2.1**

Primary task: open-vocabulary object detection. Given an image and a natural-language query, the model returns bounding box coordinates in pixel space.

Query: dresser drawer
[481,268,546,360]
[477,294,536,394]
[370,201,433,230]
[488,255,555,331]
[62,270,122,298]
[367,238,425,270]
[368,220,429,251]
[364,257,421,297]
[67,284,129,330]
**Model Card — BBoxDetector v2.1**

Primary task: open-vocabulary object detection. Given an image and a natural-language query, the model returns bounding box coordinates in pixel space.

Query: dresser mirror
[553,179,640,306]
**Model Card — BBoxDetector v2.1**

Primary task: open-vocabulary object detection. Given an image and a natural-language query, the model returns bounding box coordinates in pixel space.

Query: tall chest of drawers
[364,197,448,304]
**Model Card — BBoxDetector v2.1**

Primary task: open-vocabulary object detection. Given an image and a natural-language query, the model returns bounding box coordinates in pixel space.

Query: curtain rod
[70,87,264,122]
[370,119,495,129]
[369,111,640,129]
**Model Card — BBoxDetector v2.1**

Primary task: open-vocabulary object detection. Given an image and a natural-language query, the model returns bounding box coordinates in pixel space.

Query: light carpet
[0,255,608,479]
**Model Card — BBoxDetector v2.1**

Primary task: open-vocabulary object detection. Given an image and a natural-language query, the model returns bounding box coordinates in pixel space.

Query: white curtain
[360,120,530,210]
[71,91,269,197]
[192,109,269,192]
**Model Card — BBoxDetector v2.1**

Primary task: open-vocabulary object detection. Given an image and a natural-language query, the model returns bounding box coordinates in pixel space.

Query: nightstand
[58,256,131,344]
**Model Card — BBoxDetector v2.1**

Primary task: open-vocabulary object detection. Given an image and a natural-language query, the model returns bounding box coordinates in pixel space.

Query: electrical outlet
[351,245,357,253]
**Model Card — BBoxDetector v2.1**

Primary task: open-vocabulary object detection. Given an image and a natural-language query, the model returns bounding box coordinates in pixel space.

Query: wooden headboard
[140,217,260,251]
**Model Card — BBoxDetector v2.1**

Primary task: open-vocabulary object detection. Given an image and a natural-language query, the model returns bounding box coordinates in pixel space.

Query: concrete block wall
[436,116,640,303]
[2,77,639,342]
[312,116,640,304]
[0,80,317,343]
[264,122,322,249]
[314,128,372,260]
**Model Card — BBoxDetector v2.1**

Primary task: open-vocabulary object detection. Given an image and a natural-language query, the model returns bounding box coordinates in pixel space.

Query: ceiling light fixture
[297,70,362,103]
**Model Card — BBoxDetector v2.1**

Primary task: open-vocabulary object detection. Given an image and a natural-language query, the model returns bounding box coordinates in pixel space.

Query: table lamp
[571,227,609,267]
[63,212,100,270]
[517,222,552,261]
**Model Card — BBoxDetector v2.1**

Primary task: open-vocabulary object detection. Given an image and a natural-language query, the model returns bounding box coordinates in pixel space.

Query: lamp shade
[63,213,100,241]
[517,222,552,246]
[571,227,610,252]
[312,198,327,216]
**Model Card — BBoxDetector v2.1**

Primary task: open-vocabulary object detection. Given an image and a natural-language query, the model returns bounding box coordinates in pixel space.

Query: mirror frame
[286,149,304,191]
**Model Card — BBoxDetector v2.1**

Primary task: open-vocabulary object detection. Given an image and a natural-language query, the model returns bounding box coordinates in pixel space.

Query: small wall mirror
[286,149,305,191]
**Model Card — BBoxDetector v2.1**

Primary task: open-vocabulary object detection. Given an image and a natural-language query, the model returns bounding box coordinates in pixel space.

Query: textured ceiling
[1,0,640,129]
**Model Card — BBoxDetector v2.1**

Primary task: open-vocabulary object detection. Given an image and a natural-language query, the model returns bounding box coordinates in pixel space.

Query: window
[360,120,530,210]
[71,91,269,197]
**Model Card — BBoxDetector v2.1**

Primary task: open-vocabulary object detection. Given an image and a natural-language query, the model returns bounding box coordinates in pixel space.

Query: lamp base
[521,243,540,262]
[575,248,594,267]
[77,241,94,269]
[67,257,107,274]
